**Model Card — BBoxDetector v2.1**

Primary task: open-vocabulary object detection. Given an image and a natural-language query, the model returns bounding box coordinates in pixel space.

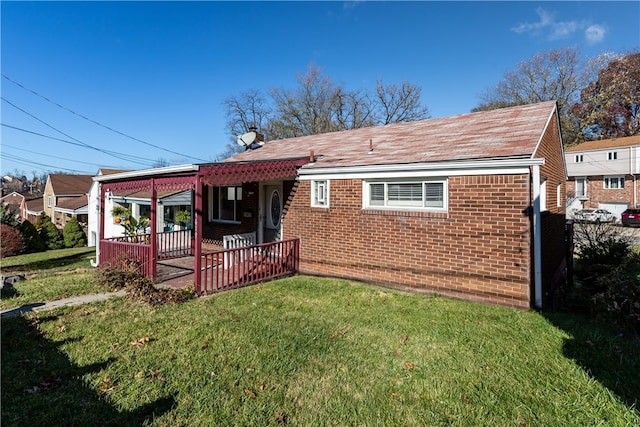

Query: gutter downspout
[532,165,543,309]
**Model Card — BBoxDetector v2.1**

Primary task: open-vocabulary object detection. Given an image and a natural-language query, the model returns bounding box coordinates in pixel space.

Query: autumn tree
[571,52,640,139]
[221,63,430,158]
[474,47,582,145]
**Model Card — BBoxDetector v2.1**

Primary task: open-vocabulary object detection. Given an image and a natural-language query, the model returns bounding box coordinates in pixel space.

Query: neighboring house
[43,173,94,230]
[0,191,42,223]
[564,135,640,220]
[94,101,567,310]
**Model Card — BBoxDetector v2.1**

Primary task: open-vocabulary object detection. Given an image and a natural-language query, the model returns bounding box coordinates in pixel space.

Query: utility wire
[3,74,210,162]
[1,123,156,165]
[2,143,112,168]
[1,97,154,167]
[1,152,93,174]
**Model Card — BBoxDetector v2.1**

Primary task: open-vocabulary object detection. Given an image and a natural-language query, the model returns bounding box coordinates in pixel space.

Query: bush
[63,218,87,248]
[573,222,632,265]
[34,212,51,230]
[20,220,46,253]
[1,224,23,258]
[40,221,64,250]
[592,255,640,333]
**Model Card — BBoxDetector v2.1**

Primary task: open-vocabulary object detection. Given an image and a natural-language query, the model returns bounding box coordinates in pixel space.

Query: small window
[47,196,52,208]
[557,183,562,208]
[540,179,547,212]
[364,179,447,211]
[574,154,583,163]
[608,151,618,160]
[575,177,587,198]
[209,186,242,222]
[311,180,329,207]
[604,176,624,189]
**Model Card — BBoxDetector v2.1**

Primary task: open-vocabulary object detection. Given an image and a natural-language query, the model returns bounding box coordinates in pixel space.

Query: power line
[2,143,111,168]
[1,123,156,166]
[1,97,154,167]
[1,152,93,174]
[3,74,210,163]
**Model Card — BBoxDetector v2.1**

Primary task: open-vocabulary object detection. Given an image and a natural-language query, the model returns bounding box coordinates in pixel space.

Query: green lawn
[0,247,95,273]
[2,276,638,426]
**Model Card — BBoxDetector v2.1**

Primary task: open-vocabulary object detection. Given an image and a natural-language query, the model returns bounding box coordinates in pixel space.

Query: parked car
[574,208,616,223]
[621,208,640,227]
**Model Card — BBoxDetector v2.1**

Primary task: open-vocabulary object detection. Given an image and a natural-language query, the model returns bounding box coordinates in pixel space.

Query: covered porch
[95,158,309,293]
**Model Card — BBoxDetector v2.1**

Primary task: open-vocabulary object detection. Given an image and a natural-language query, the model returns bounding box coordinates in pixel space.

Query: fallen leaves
[98,377,115,393]
[24,373,63,394]
[130,336,151,347]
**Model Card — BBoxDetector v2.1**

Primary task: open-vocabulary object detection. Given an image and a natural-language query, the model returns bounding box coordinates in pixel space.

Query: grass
[2,276,638,426]
[0,248,103,311]
[0,247,95,273]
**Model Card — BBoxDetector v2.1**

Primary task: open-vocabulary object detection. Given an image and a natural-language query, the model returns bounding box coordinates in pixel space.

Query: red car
[621,208,640,227]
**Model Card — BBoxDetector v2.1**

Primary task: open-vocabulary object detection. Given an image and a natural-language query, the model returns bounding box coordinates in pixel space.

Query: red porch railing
[199,238,299,294]
[100,238,153,277]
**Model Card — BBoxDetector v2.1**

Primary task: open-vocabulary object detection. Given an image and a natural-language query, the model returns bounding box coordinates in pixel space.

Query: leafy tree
[0,202,19,227]
[1,224,23,258]
[20,220,45,253]
[63,217,87,248]
[40,220,64,250]
[474,47,582,145]
[34,212,51,230]
[571,52,640,139]
[222,63,429,158]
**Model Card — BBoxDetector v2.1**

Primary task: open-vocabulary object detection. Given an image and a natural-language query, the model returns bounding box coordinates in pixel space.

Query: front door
[263,184,282,243]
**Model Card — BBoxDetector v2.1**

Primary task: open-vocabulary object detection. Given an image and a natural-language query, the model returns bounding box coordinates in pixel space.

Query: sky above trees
[1,1,638,177]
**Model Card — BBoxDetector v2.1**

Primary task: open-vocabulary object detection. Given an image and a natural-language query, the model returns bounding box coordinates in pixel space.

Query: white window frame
[47,196,52,208]
[363,178,448,212]
[575,177,587,199]
[557,183,562,208]
[608,151,618,160]
[574,154,583,163]
[311,180,329,208]
[603,176,625,189]
[540,179,547,212]
[208,186,242,223]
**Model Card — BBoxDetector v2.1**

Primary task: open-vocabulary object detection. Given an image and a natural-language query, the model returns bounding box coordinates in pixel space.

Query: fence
[199,238,299,293]
[100,238,153,277]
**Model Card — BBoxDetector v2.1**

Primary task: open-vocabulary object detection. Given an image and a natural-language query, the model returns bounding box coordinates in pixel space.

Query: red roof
[227,101,557,169]
[565,135,640,152]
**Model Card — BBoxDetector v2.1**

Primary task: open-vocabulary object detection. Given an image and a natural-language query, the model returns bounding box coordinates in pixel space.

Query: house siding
[283,175,533,309]
[567,175,637,210]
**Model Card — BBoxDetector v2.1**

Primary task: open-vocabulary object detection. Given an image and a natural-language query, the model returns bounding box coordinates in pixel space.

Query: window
[209,186,242,222]
[540,179,547,211]
[575,177,587,198]
[604,176,624,189]
[608,151,618,160]
[47,196,52,208]
[574,154,583,163]
[311,180,329,207]
[364,179,447,211]
[557,183,562,208]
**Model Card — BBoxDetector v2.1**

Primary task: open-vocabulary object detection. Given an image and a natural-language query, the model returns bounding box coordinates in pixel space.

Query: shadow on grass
[544,312,640,413]
[1,313,175,425]
[1,251,94,273]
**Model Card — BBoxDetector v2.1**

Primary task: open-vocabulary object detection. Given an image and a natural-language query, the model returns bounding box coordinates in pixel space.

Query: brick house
[564,135,640,220]
[43,174,93,230]
[94,101,566,310]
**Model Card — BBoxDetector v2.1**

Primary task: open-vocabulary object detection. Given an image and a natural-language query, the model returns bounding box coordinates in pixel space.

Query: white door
[263,184,282,242]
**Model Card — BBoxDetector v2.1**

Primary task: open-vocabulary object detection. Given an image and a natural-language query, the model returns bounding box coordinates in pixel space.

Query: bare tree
[374,80,430,124]
[223,89,272,139]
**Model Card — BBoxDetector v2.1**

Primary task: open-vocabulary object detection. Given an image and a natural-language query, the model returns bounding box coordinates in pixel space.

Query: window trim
[311,180,330,208]
[574,154,584,163]
[607,151,618,160]
[603,176,625,189]
[575,177,587,199]
[363,178,448,212]
[208,185,243,223]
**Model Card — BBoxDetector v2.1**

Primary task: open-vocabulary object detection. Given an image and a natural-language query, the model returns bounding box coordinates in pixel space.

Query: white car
[574,208,615,223]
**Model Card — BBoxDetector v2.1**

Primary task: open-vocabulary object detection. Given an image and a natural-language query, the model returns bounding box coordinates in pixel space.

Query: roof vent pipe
[310,150,315,163]
[368,138,374,153]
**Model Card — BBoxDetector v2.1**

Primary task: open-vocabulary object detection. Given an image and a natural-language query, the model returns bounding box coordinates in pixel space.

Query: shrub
[34,212,51,230]
[573,222,632,266]
[1,224,23,258]
[19,220,45,253]
[40,221,64,250]
[592,255,640,333]
[63,218,87,248]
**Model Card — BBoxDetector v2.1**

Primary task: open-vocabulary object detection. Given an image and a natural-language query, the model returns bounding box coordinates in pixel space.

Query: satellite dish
[237,131,257,147]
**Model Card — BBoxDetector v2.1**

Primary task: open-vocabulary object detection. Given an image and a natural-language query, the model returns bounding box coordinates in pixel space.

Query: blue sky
[1,1,639,177]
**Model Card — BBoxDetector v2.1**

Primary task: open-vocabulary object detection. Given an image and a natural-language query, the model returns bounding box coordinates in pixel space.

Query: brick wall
[569,175,637,209]
[535,111,568,309]
[283,175,533,308]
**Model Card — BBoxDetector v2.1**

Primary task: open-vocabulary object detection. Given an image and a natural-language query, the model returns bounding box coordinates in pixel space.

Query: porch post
[98,183,105,265]
[150,178,158,279]
[194,174,203,292]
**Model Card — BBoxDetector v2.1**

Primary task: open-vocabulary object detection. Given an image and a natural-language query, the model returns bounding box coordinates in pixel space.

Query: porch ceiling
[200,158,310,186]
